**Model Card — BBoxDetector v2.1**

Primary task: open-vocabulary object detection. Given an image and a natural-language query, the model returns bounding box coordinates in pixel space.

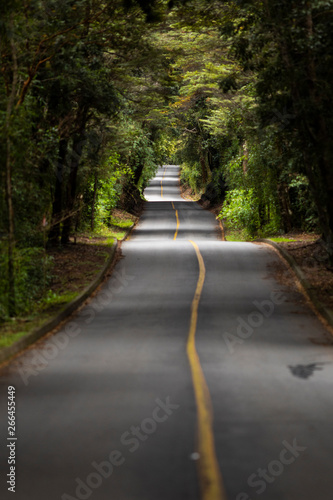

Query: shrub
[219,188,260,237]
[0,244,53,319]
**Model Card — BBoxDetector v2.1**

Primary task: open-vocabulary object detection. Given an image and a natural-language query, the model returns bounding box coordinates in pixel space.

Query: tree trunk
[4,27,19,317]
[48,138,68,245]
[310,155,333,263]
[199,143,211,187]
[303,8,333,261]
[91,172,98,231]
[61,135,84,244]
[5,135,16,317]
[277,182,292,233]
[134,163,145,186]
[242,142,249,174]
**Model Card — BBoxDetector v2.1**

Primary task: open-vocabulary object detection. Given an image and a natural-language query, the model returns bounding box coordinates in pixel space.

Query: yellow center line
[187,240,227,500]
[171,202,179,240]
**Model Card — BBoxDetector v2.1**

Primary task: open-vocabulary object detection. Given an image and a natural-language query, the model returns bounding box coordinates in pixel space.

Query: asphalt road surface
[1,165,333,500]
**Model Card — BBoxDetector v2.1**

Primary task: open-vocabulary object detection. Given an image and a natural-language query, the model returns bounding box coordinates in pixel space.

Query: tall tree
[221,0,333,255]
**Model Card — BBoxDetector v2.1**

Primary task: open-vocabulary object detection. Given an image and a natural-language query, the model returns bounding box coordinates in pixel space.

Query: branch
[15,6,109,108]
[6,30,19,118]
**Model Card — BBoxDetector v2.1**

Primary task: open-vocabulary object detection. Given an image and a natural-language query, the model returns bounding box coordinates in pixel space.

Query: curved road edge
[0,226,133,365]
[256,238,333,332]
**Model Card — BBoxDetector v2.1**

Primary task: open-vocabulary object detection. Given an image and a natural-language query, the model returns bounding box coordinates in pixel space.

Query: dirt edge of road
[257,238,333,333]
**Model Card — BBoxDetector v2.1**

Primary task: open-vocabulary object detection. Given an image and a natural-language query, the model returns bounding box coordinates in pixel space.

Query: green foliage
[0,0,176,317]
[93,154,130,229]
[221,0,333,254]
[180,161,202,194]
[288,174,319,231]
[130,133,158,191]
[40,290,79,309]
[80,150,133,231]
[161,0,329,246]
[219,189,260,238]
[0,245,53,320]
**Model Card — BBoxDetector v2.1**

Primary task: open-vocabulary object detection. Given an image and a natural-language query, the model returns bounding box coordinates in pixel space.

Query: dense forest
[1,0,333,319]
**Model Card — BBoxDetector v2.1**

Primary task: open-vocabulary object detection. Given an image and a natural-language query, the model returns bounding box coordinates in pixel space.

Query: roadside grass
[0,264,105,349]
[83,210,137,241]
[224,228,248,242]
[110,215,134,229]
[0,314,54,348]
[223,226,297,243]
[0,289,86,348]
[266,237,297,243]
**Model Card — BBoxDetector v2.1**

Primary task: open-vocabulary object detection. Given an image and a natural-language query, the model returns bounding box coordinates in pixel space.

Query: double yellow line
[187,241,227,500]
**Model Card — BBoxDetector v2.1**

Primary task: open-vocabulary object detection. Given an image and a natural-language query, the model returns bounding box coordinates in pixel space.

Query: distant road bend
[1,165,333,500]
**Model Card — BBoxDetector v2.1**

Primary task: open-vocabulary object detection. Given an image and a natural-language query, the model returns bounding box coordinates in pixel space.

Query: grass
[0,330,32,349]
[86,227,128,241]
[0,312,55,348]
[86,210,136,242]
[0,290,81,349]
[110,216,134,229]
[266,237,297,243]
[224,228,251,242]
[224,229,297,243]
[39,290,80,310]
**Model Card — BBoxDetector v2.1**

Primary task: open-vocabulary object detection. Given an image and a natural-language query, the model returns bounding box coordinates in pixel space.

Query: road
[1,165,333,500]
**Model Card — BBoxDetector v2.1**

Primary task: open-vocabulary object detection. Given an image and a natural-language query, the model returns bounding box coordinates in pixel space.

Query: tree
[160,0,331,245]
[221,0,333,255]
[0,0,175,316]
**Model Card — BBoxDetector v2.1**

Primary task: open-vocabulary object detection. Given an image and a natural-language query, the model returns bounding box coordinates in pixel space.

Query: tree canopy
[1,0,333,317]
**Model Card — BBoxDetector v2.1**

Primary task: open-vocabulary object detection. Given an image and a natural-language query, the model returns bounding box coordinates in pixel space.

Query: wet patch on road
[288,363,325,379]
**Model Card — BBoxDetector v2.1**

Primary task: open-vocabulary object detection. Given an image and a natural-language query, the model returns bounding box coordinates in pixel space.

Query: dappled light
[1,2,333,499]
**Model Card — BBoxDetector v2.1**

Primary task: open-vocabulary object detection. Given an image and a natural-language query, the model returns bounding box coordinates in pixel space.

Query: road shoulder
[256,238,333,332]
